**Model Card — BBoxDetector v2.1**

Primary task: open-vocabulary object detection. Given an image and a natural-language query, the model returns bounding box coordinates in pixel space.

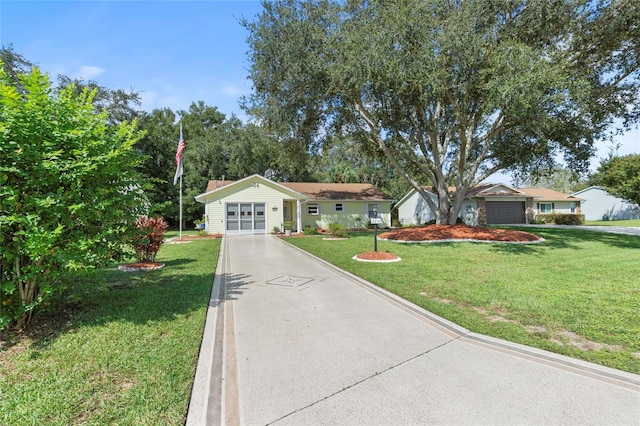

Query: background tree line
[1,45,408,330]
[1,46,413,230]
[4,34,638,231]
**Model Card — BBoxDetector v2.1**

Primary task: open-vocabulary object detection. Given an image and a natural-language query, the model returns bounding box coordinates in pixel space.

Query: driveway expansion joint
[266,336,461,425]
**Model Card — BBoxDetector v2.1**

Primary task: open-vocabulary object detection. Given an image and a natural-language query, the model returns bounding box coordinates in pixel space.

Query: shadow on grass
[1,253,228,354]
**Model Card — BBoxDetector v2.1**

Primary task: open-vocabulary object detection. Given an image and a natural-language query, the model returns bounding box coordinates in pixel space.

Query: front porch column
[477,197,487,225]
[296,200,302,233]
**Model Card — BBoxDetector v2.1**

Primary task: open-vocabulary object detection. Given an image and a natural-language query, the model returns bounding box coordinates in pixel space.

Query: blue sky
[2,0,638,179]
[1,0,263,119]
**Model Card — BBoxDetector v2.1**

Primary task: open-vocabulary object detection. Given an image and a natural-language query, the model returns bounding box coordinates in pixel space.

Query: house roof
[206,179,236,192]
[518,188,582,202]
[571,185,605,196]
[279,182,393,201]
[196,174,307,202]
[198,175,392,202]
[418,183,524,198]
[394,183,581,210]
[464,183,525,197]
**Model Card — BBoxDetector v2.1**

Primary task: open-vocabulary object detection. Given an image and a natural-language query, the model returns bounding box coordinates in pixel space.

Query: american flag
[173,126,185,185]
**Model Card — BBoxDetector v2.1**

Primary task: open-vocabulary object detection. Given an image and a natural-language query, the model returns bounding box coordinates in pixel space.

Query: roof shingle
[203,179,392,201]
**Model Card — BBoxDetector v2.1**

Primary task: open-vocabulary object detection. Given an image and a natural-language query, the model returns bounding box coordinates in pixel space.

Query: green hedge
[535,213,585,225]
[328,223,348,237]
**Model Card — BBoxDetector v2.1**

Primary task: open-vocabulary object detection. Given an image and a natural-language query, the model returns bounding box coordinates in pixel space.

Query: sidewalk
[187,234,640,425]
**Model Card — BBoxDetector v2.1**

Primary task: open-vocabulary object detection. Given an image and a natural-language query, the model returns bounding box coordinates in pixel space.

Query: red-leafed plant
[133,216,168,262]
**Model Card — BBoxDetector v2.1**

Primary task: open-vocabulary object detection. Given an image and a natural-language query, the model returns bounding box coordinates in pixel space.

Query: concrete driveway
[187,234,640,425]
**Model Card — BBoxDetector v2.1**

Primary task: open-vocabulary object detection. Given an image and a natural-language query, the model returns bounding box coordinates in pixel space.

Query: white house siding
[397,190,437,225]
[572,187,640,221]
[204,198,225,234]
[397,190,478,225]
[460,200,479,225]
[533,200,576,215]
[202,179,295,234]
[301,200,391,230]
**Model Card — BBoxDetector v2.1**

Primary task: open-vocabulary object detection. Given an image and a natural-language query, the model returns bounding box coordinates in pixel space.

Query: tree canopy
[243,0,640,223]
[590,154,640,205]
[0,66,145,330]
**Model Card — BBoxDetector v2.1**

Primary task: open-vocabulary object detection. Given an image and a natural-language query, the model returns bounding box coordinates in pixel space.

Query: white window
[368,203,379,218]
[307,203,319,215]
[540,203,552,213]
[570,202,576,213]
[334,203,344,212]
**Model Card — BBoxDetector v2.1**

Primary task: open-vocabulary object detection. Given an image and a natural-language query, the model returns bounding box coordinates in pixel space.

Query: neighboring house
[194,174,393,234]
[395,183,582,225]
[571,186,640,221]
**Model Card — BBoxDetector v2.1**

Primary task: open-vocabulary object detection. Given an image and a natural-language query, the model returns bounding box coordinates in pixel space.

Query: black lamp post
[373,207,378,252]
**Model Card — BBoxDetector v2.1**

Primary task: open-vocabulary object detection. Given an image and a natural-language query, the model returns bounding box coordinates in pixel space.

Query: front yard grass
[0,238,221,425]
[285,227,640,373]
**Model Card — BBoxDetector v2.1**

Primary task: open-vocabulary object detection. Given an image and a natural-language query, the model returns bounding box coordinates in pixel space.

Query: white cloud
[221,84,243,96]
[75,65,105,81]
[140,90,181,112]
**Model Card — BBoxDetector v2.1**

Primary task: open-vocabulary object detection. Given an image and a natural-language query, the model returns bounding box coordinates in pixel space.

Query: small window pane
[368,203,378,218]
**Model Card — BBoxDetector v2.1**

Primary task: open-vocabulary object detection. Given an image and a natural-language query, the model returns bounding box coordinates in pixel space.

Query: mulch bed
[118,262,165,272]
[170,234,223,242]
[354,251,401,262]
[378,225,542,243]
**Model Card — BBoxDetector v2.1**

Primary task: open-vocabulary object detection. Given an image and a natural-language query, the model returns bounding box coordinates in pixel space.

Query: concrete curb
[185,236,226,426]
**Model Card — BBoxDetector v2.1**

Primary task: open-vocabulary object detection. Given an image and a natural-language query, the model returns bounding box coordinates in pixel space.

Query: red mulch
[378,225,541,242]
[118,262,165,272]
[355,251,400,261]
[123,262,162,268]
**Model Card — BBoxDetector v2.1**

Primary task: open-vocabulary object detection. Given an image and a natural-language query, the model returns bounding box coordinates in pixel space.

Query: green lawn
[285,227,640,373]
[585,219,640,227]
[0,238,221,425]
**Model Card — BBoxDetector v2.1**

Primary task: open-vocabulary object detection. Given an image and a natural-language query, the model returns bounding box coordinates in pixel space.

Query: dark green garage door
[486,201,525,224]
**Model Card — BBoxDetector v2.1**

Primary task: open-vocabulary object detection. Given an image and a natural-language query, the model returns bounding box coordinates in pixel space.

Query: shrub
[303,226,319,235]
[0,68,145,331]
[535,214,585,225]
[554,214,585,225]
[328,223,348,238]
[133,216,168,262]
[272,226,281,233]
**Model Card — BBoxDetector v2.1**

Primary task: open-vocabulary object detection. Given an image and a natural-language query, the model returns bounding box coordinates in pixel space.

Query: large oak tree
[243,0,640,223]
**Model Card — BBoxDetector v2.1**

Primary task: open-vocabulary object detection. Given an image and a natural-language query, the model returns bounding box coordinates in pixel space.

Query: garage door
[485,201,525,224]
[225,202,267,234]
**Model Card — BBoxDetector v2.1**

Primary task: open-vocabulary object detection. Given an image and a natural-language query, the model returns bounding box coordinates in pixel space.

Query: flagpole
[179,124,183,240]
[174,124,185,240]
